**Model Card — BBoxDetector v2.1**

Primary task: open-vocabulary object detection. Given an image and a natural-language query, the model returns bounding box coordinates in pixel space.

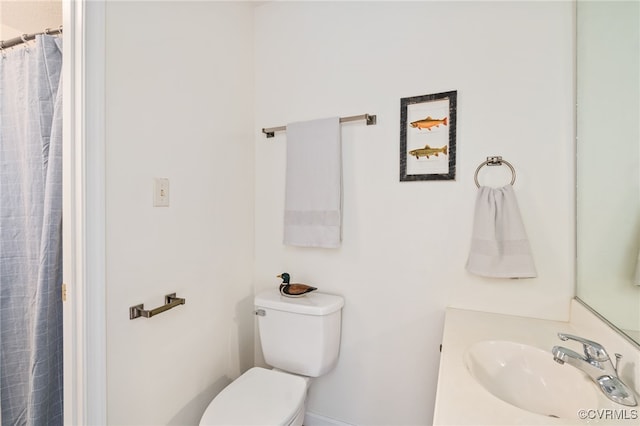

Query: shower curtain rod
[0,26,62,50]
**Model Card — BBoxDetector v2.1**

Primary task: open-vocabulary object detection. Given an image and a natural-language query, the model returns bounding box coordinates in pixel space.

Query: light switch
[153,178,170,207]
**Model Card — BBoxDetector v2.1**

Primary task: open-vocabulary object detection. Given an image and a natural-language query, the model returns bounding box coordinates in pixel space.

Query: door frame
[62,1,107,424]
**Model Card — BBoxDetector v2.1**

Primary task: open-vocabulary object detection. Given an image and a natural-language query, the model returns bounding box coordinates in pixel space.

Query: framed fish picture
[400,90,457,181]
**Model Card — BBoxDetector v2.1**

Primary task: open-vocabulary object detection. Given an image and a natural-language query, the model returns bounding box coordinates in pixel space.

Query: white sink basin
[464,340,600,419]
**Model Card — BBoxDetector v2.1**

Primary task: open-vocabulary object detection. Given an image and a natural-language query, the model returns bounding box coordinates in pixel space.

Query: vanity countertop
[433,305,640,425]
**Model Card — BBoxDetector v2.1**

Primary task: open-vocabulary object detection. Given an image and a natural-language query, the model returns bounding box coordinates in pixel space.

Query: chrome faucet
[552,333,637,406]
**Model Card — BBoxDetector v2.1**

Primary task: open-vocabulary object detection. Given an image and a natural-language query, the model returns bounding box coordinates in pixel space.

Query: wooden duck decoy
[277,273,317,298]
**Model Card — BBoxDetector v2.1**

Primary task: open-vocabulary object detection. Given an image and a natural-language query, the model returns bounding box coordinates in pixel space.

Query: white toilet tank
[255,289,344,377]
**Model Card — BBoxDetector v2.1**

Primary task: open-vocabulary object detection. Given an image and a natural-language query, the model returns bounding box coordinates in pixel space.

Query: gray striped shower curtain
[0,35,63,426]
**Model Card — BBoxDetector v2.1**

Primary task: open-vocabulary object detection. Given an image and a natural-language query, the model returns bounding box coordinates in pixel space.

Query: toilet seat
[199,367,307,426]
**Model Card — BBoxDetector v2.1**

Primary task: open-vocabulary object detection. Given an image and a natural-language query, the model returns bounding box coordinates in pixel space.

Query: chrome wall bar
[262,113,377,138]
[0,27,63,50]
[129,293,186,320]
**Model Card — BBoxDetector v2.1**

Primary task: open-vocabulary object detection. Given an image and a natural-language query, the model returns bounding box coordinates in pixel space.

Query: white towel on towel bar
[283,117,342,248]
[466,185,537,278]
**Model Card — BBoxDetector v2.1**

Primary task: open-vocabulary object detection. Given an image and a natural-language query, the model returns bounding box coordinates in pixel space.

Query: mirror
[576,0,640,345]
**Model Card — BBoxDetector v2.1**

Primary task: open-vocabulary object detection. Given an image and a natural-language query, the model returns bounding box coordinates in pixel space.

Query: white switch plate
[153,178,170,207]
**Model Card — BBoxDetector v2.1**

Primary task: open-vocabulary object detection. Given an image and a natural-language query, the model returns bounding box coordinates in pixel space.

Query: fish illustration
[409,144,448,159]
[410,116,448,131]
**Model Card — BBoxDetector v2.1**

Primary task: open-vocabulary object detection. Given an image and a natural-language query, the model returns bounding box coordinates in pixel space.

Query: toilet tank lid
[255,289,344,315]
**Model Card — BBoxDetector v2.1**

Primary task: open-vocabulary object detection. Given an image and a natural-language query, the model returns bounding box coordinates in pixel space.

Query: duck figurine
[277,273,317,298]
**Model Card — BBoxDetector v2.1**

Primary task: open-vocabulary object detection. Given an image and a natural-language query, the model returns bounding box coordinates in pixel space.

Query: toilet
[199,288,344,426]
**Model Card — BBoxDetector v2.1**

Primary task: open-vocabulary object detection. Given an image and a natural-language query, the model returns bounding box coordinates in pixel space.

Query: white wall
[104,2,255,424]
[100,1,575,424]
[254,2,575,424]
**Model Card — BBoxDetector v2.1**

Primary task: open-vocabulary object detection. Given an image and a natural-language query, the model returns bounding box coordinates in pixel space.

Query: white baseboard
[304,411,354,426]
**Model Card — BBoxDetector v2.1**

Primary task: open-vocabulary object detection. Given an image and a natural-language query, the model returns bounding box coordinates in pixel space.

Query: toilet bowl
[198,289,344,426]
[199,367,309,426]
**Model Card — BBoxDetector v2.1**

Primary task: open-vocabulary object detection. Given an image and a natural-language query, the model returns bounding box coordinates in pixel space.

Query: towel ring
[474,156,516,188]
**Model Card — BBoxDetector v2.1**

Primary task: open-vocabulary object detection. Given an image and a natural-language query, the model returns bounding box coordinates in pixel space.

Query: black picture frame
[400,90,457,181]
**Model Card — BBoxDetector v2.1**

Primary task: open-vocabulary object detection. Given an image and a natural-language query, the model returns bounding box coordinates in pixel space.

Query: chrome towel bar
[262,113,377,138]
[129,293,186,320]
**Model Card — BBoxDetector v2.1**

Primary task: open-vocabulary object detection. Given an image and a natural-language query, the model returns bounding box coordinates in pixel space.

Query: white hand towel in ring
[466,185,537,278]
[283,117,342,248]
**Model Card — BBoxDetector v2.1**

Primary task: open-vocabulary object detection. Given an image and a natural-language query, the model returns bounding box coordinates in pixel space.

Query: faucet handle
[614,353,622,373]
[557,333,610,362]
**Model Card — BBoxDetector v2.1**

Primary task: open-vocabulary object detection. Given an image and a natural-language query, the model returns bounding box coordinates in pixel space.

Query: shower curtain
[0,35,63,425]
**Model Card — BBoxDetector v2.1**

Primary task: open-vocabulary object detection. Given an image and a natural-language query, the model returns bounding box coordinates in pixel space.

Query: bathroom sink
[464,340,600,419]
